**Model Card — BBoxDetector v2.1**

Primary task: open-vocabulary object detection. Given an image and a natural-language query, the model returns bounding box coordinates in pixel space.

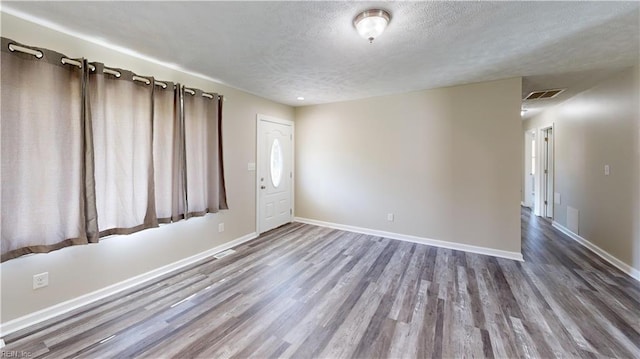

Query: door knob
[261,185,266,189]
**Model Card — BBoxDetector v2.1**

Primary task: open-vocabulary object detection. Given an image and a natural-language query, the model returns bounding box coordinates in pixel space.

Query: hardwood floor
[2,208,639,358]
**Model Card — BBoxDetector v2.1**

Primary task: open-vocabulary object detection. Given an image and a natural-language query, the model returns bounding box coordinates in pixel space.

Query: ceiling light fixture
[297,96,305,101]
[353,9,391,43]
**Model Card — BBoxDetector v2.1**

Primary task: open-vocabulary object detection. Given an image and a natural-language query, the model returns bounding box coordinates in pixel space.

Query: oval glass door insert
[270,138,283,188]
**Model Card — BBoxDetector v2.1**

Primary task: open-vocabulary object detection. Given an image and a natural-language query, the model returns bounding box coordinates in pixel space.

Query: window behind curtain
[88,63,158,235]
[153,81,186,222]
[1,38,228,262]
[0,38,97,261]
[183,88,227,216]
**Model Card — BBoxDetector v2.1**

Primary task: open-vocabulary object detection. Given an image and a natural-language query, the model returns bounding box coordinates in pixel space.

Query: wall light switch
[387,213,394,222]
[218,223,225,233]
[247,162,256,171]
[604,164,610,176]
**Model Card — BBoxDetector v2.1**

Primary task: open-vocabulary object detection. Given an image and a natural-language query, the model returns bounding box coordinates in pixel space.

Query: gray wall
[295,78,523,254]
[0,13,294,322]
[523,65,640,272]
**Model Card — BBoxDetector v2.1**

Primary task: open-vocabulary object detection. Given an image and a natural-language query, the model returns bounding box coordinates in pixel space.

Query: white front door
[257,115,293,233]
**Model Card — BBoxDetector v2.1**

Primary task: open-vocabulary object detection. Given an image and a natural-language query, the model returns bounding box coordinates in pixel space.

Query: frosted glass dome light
[354,9,391,43]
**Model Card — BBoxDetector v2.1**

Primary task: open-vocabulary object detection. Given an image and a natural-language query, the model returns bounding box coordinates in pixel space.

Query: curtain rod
[103,68,121,78]
[8,42,216,96]
[132,75,150,85]
[61,58,81,68]
[94,66,149,85]
[9,43,86,72]
[8,43,42,58]
[184,87,215,99]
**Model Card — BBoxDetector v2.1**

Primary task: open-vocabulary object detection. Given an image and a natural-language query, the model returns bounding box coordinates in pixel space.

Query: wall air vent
[524,88,565,100]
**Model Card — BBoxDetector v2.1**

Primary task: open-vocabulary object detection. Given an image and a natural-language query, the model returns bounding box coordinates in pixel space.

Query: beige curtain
[153,81,186,222]
[183,87,228,217]
[1,38,98,261]
[1,38,228,262]
[217,96,229,210]
[88,63,158,236]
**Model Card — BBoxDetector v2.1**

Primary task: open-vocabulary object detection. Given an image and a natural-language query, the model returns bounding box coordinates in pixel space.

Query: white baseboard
[294,217,524,262]
[552,221,639,281]
[0,232,258,338]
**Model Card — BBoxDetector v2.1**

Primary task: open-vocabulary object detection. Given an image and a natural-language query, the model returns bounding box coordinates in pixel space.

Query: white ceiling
[521,67,630,119]
[2,1,639,109]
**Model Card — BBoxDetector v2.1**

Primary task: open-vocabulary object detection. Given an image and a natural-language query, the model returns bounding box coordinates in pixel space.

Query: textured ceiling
[2,1,639,108]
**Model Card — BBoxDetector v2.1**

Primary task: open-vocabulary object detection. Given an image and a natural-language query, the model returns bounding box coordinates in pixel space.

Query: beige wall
[523,65,640,272]
[295,78,523,254]
[0,13,294,323]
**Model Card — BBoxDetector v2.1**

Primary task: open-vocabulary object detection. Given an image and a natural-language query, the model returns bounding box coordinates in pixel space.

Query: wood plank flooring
[2,207,639,358]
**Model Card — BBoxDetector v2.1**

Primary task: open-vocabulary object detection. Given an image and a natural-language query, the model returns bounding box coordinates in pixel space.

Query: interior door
[530,134,536,208]
[542,127,554,218]
[257,116,293,233]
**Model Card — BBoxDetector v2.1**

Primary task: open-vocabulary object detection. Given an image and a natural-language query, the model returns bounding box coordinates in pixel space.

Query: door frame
[535,124,554,218]
[255,114,295,234]
[523,129,536,209]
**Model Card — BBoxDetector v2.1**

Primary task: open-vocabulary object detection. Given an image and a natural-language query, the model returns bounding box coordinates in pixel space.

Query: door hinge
[545,137,548,142]
[544,200,548,205]
[544,169,548,174]
[290,134,292,140]
[290,172,292,178]
[290,208,292,215]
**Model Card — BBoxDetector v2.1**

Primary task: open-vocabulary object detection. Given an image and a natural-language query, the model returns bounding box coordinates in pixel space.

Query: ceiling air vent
[524,88,565,100]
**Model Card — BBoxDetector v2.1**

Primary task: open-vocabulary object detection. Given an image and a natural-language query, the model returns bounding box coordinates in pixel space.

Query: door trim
[523,130,536,209]
[255,114,295,234]
[535,124,554,218]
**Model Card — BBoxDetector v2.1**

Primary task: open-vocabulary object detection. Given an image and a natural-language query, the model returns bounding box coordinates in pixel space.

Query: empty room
[1,1,639,358]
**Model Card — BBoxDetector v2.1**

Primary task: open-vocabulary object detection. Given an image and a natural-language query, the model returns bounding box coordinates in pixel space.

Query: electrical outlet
[218,223,225,233]
[33,272,49,290]
[387,213,394,222]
